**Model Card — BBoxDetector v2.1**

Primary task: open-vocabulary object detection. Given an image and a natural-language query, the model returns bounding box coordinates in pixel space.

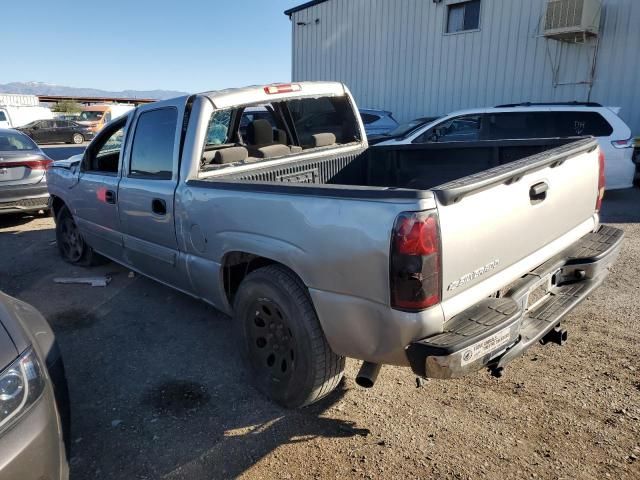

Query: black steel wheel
[234,265,344,408]
[55,205,100,266]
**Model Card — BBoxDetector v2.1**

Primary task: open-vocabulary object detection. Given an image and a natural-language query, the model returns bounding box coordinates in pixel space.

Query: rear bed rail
[432,137,597,205]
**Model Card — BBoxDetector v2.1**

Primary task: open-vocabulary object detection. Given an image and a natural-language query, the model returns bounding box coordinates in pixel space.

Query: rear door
[434,139,600,317]
[117,98,189,289]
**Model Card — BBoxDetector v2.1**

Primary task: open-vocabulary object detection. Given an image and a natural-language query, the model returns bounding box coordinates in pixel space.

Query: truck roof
[200,81,347,109]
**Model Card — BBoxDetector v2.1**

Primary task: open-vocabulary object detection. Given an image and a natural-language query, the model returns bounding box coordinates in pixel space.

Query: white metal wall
[290,0,640,134]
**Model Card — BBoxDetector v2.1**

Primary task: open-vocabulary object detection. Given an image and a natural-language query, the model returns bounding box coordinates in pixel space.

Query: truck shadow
[47,275,369,480]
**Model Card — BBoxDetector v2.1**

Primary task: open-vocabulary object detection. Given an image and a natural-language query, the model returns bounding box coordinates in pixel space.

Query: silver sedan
[0,129,52,215]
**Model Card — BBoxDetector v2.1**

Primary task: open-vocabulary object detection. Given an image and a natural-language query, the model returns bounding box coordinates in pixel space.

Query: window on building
[446,0,481,33]
[129,107,177,179]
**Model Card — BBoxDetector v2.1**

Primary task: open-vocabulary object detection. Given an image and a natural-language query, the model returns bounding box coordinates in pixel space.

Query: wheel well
[50,196,66,220]
[222,252,284,305]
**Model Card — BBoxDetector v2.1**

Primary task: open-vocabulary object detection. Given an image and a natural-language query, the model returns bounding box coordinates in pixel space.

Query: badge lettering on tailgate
[447,259,500,291]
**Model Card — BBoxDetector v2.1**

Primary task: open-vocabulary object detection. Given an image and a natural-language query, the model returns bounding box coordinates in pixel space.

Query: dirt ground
[0,189,638,480]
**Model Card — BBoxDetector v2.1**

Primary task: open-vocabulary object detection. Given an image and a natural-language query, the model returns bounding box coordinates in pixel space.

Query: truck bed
[201,138,582,195]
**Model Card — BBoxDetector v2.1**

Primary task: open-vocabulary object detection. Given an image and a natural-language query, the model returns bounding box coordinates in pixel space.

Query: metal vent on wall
[543,0,601,42]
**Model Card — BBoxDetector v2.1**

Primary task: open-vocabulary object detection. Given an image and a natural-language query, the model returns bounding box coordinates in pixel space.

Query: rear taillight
[596,149,605,212]
[390,211,441,311]
[611,138,633,149]
[4,159,52,170]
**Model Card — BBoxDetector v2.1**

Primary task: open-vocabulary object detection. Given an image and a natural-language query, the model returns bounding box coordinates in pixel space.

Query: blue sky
[3,0,302,92]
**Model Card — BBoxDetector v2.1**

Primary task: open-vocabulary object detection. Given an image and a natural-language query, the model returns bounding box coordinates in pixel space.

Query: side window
[129,108,177,179]
[205,109,232,145]
[360,113,380,125]
[415,115,481,142]
[484,113,534,140]
[552,112,613,137]
[0,111,7,121]
[85,121,126,173]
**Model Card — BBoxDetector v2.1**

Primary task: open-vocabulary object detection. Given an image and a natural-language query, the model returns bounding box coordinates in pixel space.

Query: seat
[246,120,298,159]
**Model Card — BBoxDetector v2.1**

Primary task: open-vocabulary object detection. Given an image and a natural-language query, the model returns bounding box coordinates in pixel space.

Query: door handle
[105,190,116,204]
[152,198,167,215]
[529,182,548,203]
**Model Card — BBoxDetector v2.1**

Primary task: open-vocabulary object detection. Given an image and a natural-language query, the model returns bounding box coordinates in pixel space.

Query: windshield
[386,117,442,137]
[0,131,38,151]
[78,111,104,122]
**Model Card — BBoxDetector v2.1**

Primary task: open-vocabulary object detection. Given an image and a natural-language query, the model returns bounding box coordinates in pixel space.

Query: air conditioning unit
[543,0,601,42]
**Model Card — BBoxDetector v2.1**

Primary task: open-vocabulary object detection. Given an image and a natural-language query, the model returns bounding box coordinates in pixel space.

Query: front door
[72,116,129,261]
[117,98,189,289]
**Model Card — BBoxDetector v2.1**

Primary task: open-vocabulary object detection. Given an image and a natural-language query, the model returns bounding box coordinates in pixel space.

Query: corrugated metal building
[285,0,640,134]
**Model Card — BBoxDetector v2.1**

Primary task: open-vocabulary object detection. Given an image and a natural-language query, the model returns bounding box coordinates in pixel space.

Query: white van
[0,94,53,129]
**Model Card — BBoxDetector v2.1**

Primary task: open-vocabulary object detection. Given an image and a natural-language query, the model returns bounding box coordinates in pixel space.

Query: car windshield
[0,131,38,151]
[386,117,441,137]
[78,111,104,121]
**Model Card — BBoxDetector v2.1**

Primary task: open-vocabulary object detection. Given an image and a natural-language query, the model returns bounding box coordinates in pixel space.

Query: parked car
[359,109,398,136]
[47,82,622,409]
[17,120,93,145]
[0,129,52,215]
[377,102,636,190]
[367,115,441,144]
[0,290,69,479]
[76,104,135,134]
[0,94,53,129]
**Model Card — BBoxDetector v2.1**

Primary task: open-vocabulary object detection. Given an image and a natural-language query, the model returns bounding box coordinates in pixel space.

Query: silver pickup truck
[47,82,623,408]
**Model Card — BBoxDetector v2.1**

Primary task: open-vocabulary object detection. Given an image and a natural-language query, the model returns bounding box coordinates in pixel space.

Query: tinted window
[360,113,381,125]
[447,0,481,33]
[553,112,613,137]
[288,96,360,146]
[483,112,554,140]
[415,115,481,142]
[0,111,6,121]
[130,108,177,179]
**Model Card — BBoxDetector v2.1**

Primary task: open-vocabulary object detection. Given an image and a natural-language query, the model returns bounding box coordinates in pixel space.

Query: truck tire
[233,265,345,408]
[55,205,102,266]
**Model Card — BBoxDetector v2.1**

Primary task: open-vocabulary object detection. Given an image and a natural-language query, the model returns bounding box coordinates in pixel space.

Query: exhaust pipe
[356,362,381,388]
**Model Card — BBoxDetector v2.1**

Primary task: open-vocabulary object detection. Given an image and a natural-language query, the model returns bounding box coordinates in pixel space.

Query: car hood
[0,291,59,369]
[0,294,25,368]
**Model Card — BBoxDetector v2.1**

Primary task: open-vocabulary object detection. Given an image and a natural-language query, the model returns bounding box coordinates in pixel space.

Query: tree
[52,100,83,114]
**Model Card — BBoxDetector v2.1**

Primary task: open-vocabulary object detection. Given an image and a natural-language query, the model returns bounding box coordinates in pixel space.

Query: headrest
[212,146,249,164]
[311,133,336,148]
[247,119,274,146]
[254,144,291,159]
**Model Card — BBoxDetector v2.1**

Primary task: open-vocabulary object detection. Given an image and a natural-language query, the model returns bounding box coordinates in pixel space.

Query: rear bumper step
[406,225,623,379]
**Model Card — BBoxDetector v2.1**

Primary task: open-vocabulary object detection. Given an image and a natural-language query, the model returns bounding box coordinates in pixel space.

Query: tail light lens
[3,159,52,171]
[596,149,605,212]
[390,211,441,311]
[264,83,302,94]
[611,138,633,149]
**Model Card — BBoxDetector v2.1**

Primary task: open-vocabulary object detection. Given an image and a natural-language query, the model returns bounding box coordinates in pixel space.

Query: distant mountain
[0,81,187,100]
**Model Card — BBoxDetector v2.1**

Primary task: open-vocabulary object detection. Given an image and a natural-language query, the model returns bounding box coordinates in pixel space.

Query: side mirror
[32,126,39,130]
